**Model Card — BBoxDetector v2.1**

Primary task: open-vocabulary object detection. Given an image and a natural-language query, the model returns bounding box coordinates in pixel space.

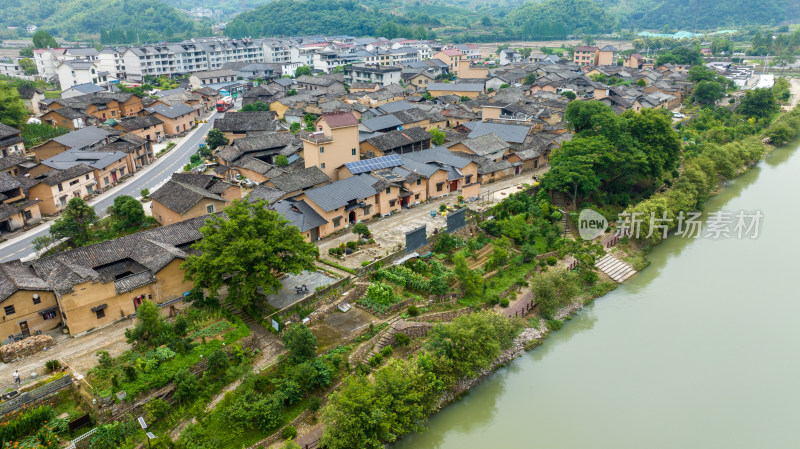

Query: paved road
[0,111,221,263]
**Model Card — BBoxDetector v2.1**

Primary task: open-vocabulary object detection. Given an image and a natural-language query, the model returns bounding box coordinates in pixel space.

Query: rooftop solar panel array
[345,154,404,174]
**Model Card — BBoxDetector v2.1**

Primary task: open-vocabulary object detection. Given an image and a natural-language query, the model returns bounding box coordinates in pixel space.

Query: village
[0,28,795,449]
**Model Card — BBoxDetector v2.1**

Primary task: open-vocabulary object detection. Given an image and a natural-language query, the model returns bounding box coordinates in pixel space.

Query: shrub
[352,222,370,238]
[546,256,557,266]
[173,368,199,403]
[307,396,322,412]
[173,314,188,336]
[123,365,137,382]
[140,188,150,198]
[500,298,510,308]
[274,155,289,166]
[96,351,112,369]
[206,348,230,376]
[407,305,419,317]
[281,324,318,365]
[45,359,60,373]
[394,332,410,347]
[546,319,563,331]
[0,405,55,444]
[438,203,447,213]
[145,398,170,422]
[368,353,383,367]
[282,425,298,440]
[380,345,393,357]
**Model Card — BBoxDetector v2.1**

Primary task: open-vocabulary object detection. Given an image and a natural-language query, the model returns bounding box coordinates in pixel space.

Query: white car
[673,112,686,119]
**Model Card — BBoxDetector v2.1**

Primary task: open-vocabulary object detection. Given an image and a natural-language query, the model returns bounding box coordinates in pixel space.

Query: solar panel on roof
[345,155,403,174]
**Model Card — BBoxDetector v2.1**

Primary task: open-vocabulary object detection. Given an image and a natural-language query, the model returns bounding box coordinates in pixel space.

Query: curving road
[0,111,222,263]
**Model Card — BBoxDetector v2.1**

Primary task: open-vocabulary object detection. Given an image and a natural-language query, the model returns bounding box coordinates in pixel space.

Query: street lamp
[138,416,154,449]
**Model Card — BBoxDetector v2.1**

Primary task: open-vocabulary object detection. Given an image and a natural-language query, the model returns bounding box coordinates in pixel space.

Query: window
[23,210,32,220]
[436,182,444,192]
[58,183,63,192]
[389,199,396,207]
[176,126,180,133]
[104,177,109,185]
[206,204,216,213]
[4,305,15,315]
[415,194,420,200]
[465,175,472,184]
[363,205,371,215]
[385,188,390,194]
[85,174,90,180]
[32,295,41,305]
[321,163,326,169]
[319,147,325,153]
[70,179,79,186]
[416,179,421,185]
[95,309,105,319]
[352,148,356,156]
[332,216,342,227]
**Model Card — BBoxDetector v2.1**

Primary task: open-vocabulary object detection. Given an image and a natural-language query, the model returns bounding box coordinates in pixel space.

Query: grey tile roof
[303,174,378,212]
[360,115,402,132]
[457,133,510,157]
[0,123,20,141]
[35,164,94,186]
[0,155,28,172]
[451,151,513,175]
[51,126,112,150]
[42,150,127,170]
[49,107,90,120]
[363,127,431,152]
[271,199,328,232]
[428,83,484,92]
[146,103,196,119]
[213,111,279,133]
[247,185,285,206]
[114,271,156,294]
[269,166,330,192]
[116,115,164,131]
[401,146,472,170]
[0,172,21,192]
[461,121,530,144]
[0,261,50,303]
[149,178,227,214]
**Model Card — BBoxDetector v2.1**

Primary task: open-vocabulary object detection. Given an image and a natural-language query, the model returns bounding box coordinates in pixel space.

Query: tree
[428,128,445,145]
[32,31,58,49]
[524,73,537,85]
[481,16,492,26]
[182,200,318,310]
[540,138,604,209]
[0,82,28,128]
[692,80,723,105]
[205,128,228,150]
[125,300,165,343]
[281,324,318,365]
[287,89,298,96]
[561,91,576,100]
[49,197,97,246]
[109,195,146,232]
[295,66,312,77]
[352,222,370,238]
[18,58,37,76]
[289,122,301,134]
[274,155,288,166]
[738,88,779,119]
[582,34,595,46]
[532,269,579,318]
[241,101,270,111]
[173,368,199,402]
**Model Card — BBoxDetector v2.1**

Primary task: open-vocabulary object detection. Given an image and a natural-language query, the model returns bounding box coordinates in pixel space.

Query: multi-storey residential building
[343,65,402,88]
[262,39,293,63]
[120,38,263,81]
[56,60,109,91]
[301,112,361,180]
[573,46,598,67]
[0,59,33,80]
[33,48,67,79]
[455,44,481,60]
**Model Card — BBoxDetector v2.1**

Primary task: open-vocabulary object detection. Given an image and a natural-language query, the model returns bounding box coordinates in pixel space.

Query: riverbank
[388,102,800,447]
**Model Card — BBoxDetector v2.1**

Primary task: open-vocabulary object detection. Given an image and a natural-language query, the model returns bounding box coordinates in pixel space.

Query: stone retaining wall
[409,307,473,323]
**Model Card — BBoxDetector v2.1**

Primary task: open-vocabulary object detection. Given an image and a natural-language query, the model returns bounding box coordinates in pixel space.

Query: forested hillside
[0,0,208,42]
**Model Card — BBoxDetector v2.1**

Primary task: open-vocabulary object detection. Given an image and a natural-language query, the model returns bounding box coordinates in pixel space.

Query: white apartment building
[0,59,34,80]
[33,48,67,79]
[343,64,402,87]
[56,60,109,91]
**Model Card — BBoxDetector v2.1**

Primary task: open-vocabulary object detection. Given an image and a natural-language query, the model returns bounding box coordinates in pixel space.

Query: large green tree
[295,66,312,77]
[738,88,779,119]
[205,128,228,151]
[540,138,602,209]
[281,324,318,365]
[0,82,28,128]
[182,200,318,310]
[109,195,146,232]
[32,31,57,49]
[693,80,724,105]
[49,197,98,246]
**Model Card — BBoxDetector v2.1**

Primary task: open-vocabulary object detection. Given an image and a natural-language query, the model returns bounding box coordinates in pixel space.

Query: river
[394,140,800,449]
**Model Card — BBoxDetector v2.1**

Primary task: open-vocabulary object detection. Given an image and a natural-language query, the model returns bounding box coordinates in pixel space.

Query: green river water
[394,141,800,449]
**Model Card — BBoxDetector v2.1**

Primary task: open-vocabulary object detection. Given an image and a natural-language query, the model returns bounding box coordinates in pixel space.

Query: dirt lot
[0,320,133,392]
[310,307,378,351]
[318,170,547,269]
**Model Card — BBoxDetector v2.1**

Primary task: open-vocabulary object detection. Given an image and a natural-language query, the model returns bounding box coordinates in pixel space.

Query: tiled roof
[461,121,530,144]
[116,115,164,131]
[42,150,127,170]
[35,164,94,186]
[51,126,112,150]
[322,112,359,128]
[428,83,484,92]
[458,133,509,157]
[303,174,379,212]
[149,177,228,214]
[213,111,279,133]
[0,261,50,303]
[271,198,328,232]
[269,166,330,192]
[360,115,403,132]
[145,103,195,119]
[364,127,431,152]
[247,185,285,206]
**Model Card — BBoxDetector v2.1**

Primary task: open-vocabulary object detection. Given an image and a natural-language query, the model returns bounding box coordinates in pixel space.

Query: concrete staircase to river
[595,254,637,283]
